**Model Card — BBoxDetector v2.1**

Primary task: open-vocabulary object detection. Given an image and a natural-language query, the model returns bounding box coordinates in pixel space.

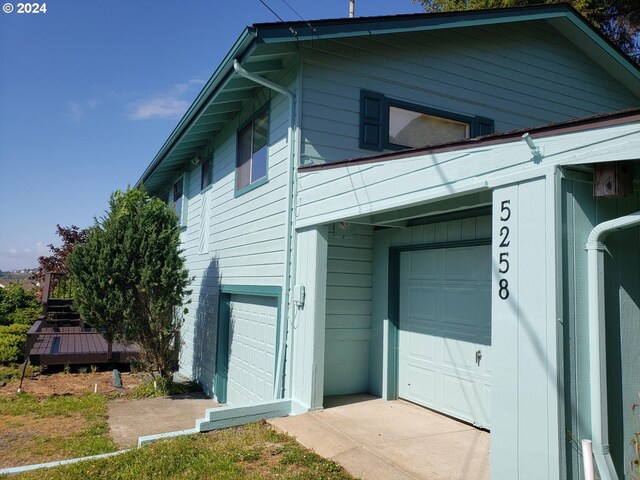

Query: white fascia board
[295,120,640,227]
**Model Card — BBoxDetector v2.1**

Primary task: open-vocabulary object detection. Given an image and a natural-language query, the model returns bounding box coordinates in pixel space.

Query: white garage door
[226,294,278,406]
[399,245,491,429]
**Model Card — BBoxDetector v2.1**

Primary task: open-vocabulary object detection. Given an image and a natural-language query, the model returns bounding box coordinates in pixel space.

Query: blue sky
[0,0,424,271]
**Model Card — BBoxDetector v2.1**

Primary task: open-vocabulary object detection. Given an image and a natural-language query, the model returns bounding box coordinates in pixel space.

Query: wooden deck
[27,322,141,366]
[24,273,141,366]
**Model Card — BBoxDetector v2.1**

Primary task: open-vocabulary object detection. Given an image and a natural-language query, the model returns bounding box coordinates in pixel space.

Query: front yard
[0,370,355,480]
[8,422,353,480]
[0,392,116,467]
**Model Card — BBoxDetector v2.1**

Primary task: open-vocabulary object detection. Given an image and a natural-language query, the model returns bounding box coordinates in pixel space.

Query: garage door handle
[475,350,482,366]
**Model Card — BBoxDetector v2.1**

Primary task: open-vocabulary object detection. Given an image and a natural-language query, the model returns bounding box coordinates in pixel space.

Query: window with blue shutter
[360,91,384,151]
[359,90,494,151]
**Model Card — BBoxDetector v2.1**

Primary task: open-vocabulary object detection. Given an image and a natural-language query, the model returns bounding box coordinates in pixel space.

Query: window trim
[172,174,188,229]
[360,90,494,152]
[234,104,270,198]
[201,157,213,191]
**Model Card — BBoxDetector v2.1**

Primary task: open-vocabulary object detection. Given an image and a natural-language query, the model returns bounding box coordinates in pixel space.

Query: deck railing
[42,272,75,304]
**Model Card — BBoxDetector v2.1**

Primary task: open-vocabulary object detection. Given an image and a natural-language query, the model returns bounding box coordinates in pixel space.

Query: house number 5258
[498,200,511,300]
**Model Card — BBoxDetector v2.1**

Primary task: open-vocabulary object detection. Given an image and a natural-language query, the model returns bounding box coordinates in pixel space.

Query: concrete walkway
[269,394,489,480]
[107,392,219,448]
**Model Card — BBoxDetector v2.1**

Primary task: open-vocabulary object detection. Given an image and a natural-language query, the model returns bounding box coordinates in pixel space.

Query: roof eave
[253,4,573,42]
[136,27,257,189]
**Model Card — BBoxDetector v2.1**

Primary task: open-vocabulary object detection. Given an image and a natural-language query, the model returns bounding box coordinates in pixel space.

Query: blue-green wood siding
[324,223,374,395]
[300,21,639,165]
[562,175,640,480]
[175,65,298,396]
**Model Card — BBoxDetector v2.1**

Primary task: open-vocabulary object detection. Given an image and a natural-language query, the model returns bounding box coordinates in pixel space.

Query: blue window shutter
[474,117,494,137]
[360,90,384,151]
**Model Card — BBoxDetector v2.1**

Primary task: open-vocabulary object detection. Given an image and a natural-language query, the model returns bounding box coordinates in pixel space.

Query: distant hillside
[0,270,39,290]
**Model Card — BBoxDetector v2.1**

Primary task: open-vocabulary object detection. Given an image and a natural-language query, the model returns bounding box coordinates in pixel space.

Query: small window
[359,90,494,151]
[173,178,183,222]
[201,158,212,190]
[236,109,269,193]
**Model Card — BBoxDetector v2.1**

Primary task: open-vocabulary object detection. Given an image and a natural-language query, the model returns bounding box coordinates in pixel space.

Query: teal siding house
[136,5,640,479]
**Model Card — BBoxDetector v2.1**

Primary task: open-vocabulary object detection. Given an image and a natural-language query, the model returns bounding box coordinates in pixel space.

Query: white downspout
[233,59,296,399]
[586,211,640,480]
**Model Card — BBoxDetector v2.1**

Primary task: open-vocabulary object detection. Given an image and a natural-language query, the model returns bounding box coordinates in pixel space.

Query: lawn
[0,392,118,468]
[0,371,356,479]
[6,421,356,480]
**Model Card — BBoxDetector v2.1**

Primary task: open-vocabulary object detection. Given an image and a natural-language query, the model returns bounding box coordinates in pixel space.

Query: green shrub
[0,332,25,363]
[0,323,31,335]
[0,283,40,326]
[0,323,29,363]
[8,305,42,324]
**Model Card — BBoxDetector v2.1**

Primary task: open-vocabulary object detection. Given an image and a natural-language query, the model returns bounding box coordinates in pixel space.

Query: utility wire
[257,0,286,23]
[280,0,316,36]
[279,0,306,22]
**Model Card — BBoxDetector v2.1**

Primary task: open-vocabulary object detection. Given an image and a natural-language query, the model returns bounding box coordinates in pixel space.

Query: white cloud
[127,78,205,121]
[68,97,103,121]
[128,96,190,121]
[23,248,31,253]
[8,248,17,255]
[68,101,84,121]
[35,242,47,254]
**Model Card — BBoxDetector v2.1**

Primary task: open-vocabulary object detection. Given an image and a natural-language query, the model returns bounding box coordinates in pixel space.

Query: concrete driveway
[269,394,489,480]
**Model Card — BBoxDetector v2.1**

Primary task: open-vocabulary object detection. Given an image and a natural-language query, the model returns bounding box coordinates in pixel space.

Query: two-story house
[136,5,640,479]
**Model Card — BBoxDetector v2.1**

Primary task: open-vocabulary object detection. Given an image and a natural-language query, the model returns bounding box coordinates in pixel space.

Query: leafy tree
[32,225,88,283]
[68,188,190,380]
[413,0,640,63]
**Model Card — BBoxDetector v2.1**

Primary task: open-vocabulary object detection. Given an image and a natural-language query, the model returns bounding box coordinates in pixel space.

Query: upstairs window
[360,90,494,151]
[389,106,469,148]
[236,108,269,194]
[201,158,213,190]
[173,177,184,225]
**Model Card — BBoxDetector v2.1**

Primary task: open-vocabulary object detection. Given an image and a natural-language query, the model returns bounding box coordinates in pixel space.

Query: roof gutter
[585,212,640,480]
[136,28,257,189]
[232,59,296,400]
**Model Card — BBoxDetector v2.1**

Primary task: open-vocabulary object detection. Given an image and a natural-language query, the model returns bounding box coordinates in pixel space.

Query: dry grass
[0,393,117,468]
[0,370,144,399]
[8,421,356,480]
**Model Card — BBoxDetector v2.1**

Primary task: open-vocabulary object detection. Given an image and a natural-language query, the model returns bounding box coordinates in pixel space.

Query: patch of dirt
[0,413,85,436]
[0,414,87,467]
[0,371,145,398]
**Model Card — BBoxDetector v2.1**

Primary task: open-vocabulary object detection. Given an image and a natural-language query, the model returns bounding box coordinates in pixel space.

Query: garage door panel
[399,245,491,428]
[443,287,482,328]
[407,250,441,280]
[441,373,475,422]
[401,363,437,406]
[441,337,478,373]
[401,328,437,362]
[226,294,278,406]
[406,286,439,322]
[443,248,480,281]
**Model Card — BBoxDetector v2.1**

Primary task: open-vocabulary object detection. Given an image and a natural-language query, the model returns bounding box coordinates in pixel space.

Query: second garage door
[226,294,278,406]
[398,245,491,429]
